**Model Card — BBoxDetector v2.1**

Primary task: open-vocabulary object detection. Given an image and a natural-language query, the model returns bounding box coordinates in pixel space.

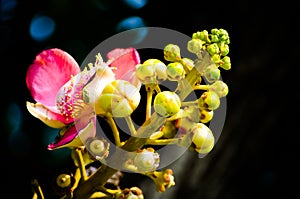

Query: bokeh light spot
[122,0,147,9]
[116,16,145,32]
[29,15,56,42]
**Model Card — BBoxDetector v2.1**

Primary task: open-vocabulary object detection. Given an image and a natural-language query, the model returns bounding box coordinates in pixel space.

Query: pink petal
[107,47,140,81]
[26,48,81,107]
[47,106,96,150]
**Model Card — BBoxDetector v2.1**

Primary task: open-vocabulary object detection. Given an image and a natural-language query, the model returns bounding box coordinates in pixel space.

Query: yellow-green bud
[187,39,203,55]
[211,34,219,43]
[220,56,231,70]
[199,109,214,123]
[203,64,220,83]
[198,91,220,111]
[191,123,215,154]
[96,80,141,117]
[143,59,168,82]
[154,91,181,117]
[211,28,220,35]
[166,62,185,81]
[164,44,181,62]
[209,80,229,98]
[136,63,156,84]
[219,42,229,56]
[206,43,220,56]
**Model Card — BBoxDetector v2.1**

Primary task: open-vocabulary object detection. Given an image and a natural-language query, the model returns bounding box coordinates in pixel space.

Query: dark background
[1,0,298,198]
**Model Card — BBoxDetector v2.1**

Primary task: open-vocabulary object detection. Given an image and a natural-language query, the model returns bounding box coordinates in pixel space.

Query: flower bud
[136,59,168,84]
[198,91,220,111]
[191,123,215,154]
[220,56,231,70]
[202,64,220,83]
[187,39,203,55]
[136,63,156,84]
[143,59,167,82]
[96,80,141,117]
[199,109,214,123]
[86,138,110,160]
[166,62,185,81]
[206,43,220,56]
[208,80,229,98]
[133,148,160,172]
[164,44,181,62]
[153,91,181,117]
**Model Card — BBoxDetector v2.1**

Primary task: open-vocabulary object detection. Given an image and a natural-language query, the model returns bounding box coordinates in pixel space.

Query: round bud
[199,109,214,123]
[191,123,215,154]
[187,39,203,55]
[86,138,110,160]
[136,63,156,84]
[96,80,141,117]
[206,43,220,56]
[198,91,220,111]
[153,91,181,117]
[143,59,167,82]
[203,64,220,83]
[134,148,160,172]
[164,44,181,62]
[220,56,231,70]
[209,80,229,98]
[166,62,185,81]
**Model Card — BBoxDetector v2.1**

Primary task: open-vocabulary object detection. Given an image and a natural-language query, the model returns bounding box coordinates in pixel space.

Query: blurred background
[1,0,298,198]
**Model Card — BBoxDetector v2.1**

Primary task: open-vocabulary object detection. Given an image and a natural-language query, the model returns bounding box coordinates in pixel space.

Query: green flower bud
[218,41,229,56]
[133,148,160,172]
[193,30,210,43]
[220,56,231,70]
[206,43,220,56]
[203,64,220,83]
[164,44,181,62]
[96,80,141,117]
[166,62,185,81]
[199,109,214,123]
[209,80,229,98]
[136,63,156,84]
[187,39,203,55]
[198,91,220,111]
[211,54,221,64]
[191,123,215,154]
[211,28,220,35]
[154,91,181,117]
[211,34,219,43]
[143,59,168,82]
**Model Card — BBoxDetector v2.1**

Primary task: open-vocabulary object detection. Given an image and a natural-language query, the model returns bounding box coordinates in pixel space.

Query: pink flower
[26,47,140,150]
